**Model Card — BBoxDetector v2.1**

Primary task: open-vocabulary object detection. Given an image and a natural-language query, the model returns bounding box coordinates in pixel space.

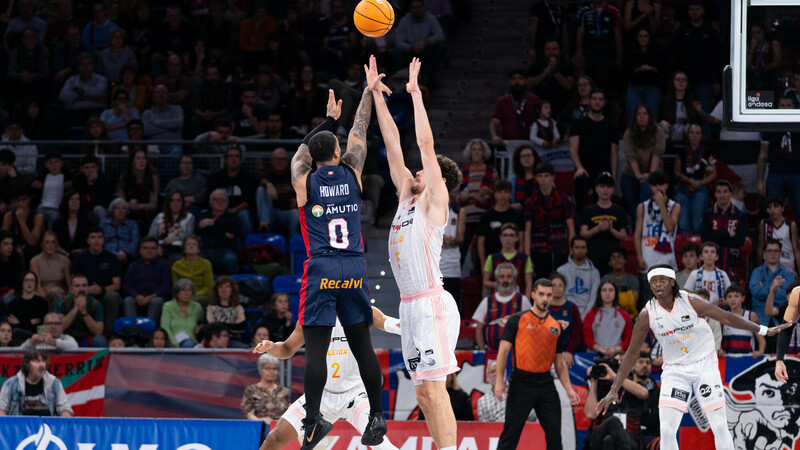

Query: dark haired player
[776,285,800,382]
[596,264,790,450]
[290,89,387,449]
[367,55,463,450]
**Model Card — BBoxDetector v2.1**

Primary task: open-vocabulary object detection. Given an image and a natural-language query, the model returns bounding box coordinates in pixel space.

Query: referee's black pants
[497,370,562,450]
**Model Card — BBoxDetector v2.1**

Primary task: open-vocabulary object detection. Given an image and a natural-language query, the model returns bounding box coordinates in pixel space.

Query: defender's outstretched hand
[768,322,794,336]
[406,58,422,94]
[326,89,342,120]
[252,340,275,354]
[365,55,392,95]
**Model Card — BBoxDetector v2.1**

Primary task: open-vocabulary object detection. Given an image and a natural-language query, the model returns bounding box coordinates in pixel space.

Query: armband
[758,325,768,336]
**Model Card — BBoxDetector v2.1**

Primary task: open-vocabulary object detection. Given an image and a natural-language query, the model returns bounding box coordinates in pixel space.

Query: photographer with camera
[583,352,660,450]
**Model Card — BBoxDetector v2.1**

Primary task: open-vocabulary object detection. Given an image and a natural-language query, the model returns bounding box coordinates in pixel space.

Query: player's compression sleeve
[302,116,337,145]
[777,319,794,361]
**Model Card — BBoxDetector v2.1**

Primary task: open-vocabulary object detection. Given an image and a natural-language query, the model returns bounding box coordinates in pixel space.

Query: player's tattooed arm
[293,90,342,187]
[341,88,373,173]
[291,144,312,186]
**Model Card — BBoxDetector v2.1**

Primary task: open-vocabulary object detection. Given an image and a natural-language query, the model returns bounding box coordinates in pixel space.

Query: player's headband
[647,267,676,282]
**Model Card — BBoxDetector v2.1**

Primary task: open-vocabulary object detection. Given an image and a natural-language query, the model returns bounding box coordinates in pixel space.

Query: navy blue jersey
[300,165,364,257]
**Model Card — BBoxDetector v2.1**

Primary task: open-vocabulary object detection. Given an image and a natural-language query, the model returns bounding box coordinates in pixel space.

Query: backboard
[724,0,800,130]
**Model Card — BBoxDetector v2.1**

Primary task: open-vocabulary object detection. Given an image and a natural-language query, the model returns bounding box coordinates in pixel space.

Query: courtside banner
[0,416,262,450]
[0,350,109,416]
[275,420,543,449]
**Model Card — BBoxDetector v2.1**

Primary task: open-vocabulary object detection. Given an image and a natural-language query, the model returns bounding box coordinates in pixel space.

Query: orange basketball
[354,0,395,38]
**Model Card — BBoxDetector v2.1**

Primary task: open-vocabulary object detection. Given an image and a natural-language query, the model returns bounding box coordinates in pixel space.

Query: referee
[494,278,580,449]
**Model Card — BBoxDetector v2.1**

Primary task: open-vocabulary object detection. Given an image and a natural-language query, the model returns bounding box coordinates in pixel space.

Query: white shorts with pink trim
[281,387,368,435]
[658,351,725,413]
[399,286,460,385]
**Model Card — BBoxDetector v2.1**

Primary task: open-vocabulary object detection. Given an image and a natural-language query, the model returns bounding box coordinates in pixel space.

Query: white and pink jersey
[326,318,362,393]
[646,290,716,365]
[388,196,445,295]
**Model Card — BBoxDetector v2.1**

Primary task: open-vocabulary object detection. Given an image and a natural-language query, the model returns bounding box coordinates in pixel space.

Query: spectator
[583,281,633,356]
[153,6,197,61]
[97,28,136,83]
[634,170,680,274]
[559,75,595,129]
[120,149,160,230]
[529,100,561,150]
[489,69,540,152]
[31,153,68,227]
[574,0,623,91]
[196,189,240,275]
[750,239,796,328]
[3,187,45,261]
[676,242,700,288]
[101,198,141,265]
[579,172,628,275]
[658,71,703,144]
[0,151,23,216]
[30,231,72,306]
[720,284,765,358]
[477,180,523,269]
[207,146,257,238]
[194,119,240,154]
[54,274,106,347]
[108,335,125,348]
[670,0,723,112]
[164,154,207,215]
[760,128,800,214]
[442,200,465,314]
[758,197,800,273]
[0,321,11,347]
[569,90,619,211]
[287,65,326,133]
[154,53,192,108]
[606,248,640,317]
[482,223,532,296]
[473,262,532,350]
[71,226,123,333]
[393,0,446,85]
[161,278,204,348]
[548,272,582,367]
[111,64,149,114]
[527,39,574,116]
[149,328,172,348]
[71,154,114,221]
[229,86,268,137]
[241,353,289,423]
[196,322,230,348]
[746,23,782,90]
[142,85,185,154]
[44,0,75,47]
[100,90,140,141]
[52,23,95,93]
[58,53,108,119]
[171,235,214,302]
[674,124,716,234]
[251,325,269,348]
[7,28,51,109]
[19,312,79,350]
[19,99,50,141]
[4,0,47,42]
[7,271,48,335]
[207,275,247,347]
[458,138,496,260]
[477,360,509,422]
[0,349,73,416]
[0,119,37,176]
[204,1,236,59]
[683,241,730,304]
[190,64,230,135]
[52,190,91,255]
[509,145,541,210]
[0,231,23,301]
[621,105,666,214]
[528,0,568,53]
[701,180,748,281]
[557,236,601,318]
[623,28,661,126]
[83,1,118,50]
[524,162,575,277]
[148,191,195,262]
[82,117,116,155]
[238,2,277,55]
[259,292,294,343]
[122,237,171,323]
[123,120,161,155]
[256,147,298,233]
[582,352,652,450]
[419,373,474,421]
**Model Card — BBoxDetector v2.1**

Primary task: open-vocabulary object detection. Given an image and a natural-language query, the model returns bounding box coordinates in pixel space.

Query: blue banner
[0,416,263,450]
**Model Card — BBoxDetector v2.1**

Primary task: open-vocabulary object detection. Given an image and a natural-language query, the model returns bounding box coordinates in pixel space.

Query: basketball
[354,0,395,38]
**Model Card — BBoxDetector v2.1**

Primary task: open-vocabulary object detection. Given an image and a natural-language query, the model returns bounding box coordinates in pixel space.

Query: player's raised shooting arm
[291,144,312,188]
[408,58,447,204]
[293,90,343,193]
[341,88,373,175]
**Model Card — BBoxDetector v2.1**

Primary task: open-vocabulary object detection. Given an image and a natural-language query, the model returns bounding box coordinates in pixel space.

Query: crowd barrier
[1,349,797,449]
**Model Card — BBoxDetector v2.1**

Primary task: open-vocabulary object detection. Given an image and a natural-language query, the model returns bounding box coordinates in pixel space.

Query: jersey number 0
[328,218,350,249]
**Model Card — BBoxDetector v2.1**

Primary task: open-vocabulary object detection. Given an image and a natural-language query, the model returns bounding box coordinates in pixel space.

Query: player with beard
[494,278,580,449]
[596,264,790,450]
[776,285,800,382]
[367,56,463,450]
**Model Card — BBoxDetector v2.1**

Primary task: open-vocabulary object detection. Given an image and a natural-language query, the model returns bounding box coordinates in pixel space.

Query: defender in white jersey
[367,56,463,450]
[596,264,790,450]
[252,308,401,450]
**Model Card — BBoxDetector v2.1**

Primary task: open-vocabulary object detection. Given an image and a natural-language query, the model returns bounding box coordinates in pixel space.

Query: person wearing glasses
[19,312,78,350]
[164,154,208,216]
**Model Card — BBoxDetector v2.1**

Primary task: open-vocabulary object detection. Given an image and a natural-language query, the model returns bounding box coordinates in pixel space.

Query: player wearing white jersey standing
[596,264,790,450]
[252,307,402,450]
[366,55,463,450]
